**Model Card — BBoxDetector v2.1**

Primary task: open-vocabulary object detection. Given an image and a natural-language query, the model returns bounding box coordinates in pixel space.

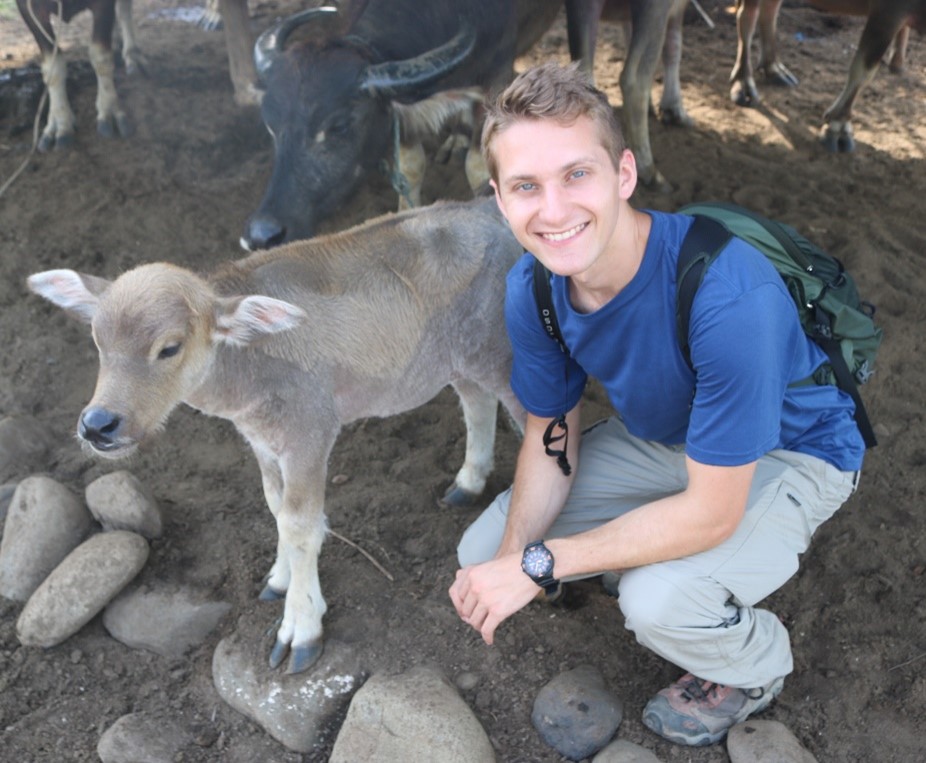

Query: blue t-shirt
[505,210,865,472]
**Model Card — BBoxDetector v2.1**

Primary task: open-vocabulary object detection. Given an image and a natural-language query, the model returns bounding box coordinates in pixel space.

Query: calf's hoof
[439,482,479,508]
[730,81,759,108]
[39,131,73,152]
[269,638,324,674]
[820,126,855,153]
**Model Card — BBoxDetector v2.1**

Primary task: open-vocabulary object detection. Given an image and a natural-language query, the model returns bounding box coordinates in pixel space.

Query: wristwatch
[521,540,560,596]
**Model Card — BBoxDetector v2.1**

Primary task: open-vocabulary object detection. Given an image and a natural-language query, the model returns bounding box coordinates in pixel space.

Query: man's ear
[214,295,307,346]
[27,269,112,324]
[617,148,638,201]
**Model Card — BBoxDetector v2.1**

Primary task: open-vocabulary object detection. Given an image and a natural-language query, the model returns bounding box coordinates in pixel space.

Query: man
[448,62,863,747]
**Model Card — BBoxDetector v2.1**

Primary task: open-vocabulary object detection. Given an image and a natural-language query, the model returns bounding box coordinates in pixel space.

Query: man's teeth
[542,223,586,242]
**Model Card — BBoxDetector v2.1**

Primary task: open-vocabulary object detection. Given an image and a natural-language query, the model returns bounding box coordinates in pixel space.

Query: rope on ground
[0,0,61,200]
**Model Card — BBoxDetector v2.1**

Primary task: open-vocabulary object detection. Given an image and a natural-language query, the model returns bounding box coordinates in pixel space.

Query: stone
[532,664,623,761]
[104,583,231,657]
[727,720,818,763]
[593,738,664,762]
[213,631,363,754]
[16,530,149,647]
[97,711,191,763]
[85,470,163,538]
[330,665,495,763]
[0,475,93,601]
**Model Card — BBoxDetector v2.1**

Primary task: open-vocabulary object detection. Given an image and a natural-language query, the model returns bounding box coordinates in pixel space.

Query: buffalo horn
[359,21,476,98]
[253,6,340,77]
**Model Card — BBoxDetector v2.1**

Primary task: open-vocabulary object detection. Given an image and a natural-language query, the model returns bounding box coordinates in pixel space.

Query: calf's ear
[214,295,307,346]
[27,269,111,324]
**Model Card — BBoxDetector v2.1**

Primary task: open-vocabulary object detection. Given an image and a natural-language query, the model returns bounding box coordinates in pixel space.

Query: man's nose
[539,185,570,223]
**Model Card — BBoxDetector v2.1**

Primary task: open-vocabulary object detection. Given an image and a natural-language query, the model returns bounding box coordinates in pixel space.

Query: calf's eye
[158,343,181,360]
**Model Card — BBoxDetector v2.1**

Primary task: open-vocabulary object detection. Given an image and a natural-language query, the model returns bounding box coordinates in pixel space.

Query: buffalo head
[241,6,476,250]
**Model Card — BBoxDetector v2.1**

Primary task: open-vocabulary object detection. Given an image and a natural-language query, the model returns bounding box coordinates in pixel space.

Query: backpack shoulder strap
[532,257,569,356]
[676,215,734,370]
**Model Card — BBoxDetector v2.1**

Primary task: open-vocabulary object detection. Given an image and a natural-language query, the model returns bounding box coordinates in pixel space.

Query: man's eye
[158,343,181,360]
[570,169,587,180]
[517,182,536,192]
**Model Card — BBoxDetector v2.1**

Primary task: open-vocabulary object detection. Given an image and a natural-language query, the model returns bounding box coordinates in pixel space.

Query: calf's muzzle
[79,406,123,450]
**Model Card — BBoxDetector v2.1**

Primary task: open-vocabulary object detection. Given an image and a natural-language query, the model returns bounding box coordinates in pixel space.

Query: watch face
[523,544,554,578]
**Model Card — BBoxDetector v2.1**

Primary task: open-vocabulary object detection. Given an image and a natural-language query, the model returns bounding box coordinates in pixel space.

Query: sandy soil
[1,1,924,761]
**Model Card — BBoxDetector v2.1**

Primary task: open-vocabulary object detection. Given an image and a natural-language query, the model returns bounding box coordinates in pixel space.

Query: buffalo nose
[243,215,286,250]
[79,407,122,447]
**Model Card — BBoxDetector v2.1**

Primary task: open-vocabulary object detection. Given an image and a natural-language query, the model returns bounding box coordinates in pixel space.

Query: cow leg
[821,12,903,153]
[17,0,73,151]
[396,141,426,210]
[253,446,288,601]
[219,0,261,106]
[39,51,76,151]
[730,0,758,105]
[88,0,132,138]
[658,1,691,128]
[268,459,330,674]
[886,26,909,74]
[441,380,500,507]
[565,0,607,77]
[115,0,144,75]
[756,0,796,87]
[620,0,674,190]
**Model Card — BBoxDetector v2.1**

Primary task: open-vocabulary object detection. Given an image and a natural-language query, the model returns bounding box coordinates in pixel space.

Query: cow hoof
[730,82,759,108]
[820,129,855,154]
[259,584,285,601]
[287,642,324,674]
[439,482,479,507]
[269,639,289,669]
[268,638,324,673]
[659,108,693,128]
[767,63,799,89]
[97,120,114,139]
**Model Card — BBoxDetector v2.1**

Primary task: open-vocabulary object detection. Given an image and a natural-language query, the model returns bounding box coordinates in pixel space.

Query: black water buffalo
[240,0,569,249]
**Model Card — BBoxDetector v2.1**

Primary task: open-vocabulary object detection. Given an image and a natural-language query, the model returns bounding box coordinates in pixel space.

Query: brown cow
[27,196,526,674]
[17,0,142,150]
[729,0,924,151]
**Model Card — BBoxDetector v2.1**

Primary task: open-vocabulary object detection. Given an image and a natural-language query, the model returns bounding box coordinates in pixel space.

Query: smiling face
[489,115,639,289]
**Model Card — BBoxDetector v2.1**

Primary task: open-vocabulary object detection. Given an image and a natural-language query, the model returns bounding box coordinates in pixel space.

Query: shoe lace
[680,677,720,702]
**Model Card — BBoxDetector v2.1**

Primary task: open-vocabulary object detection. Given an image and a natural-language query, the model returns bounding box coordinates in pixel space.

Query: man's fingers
[481,612,502,645]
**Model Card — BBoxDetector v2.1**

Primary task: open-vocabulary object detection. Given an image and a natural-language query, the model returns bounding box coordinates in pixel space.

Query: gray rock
[330,665,495,763]
[593,738,664,762]
[0,475,94,601]
[213,632,362,754]
[103,584,231,657]
[0,416,52,481]
[532,664,623,761]
[97,711,191,763]
[17,530,149,647]
[85,470,163,538]
[727,720,818,763]
[0,482,16,528]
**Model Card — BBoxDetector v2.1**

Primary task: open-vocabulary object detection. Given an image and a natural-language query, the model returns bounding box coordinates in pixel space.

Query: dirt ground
[1,1,924,761]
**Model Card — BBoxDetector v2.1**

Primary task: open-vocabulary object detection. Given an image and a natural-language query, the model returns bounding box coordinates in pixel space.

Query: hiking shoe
[642,673,785,747]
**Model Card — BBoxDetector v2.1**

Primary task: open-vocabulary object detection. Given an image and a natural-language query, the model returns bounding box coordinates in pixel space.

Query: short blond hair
[481,62,627,183]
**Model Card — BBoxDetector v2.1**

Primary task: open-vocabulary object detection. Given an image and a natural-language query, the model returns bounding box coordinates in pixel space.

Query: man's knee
[457,522,497,567]
[618,566,730,638]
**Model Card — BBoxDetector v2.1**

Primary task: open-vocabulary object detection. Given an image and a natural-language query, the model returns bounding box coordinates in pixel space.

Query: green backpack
[531,201,883,449]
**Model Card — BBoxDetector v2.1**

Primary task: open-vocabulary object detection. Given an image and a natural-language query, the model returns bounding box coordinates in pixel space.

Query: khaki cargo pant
[457,416,859,689]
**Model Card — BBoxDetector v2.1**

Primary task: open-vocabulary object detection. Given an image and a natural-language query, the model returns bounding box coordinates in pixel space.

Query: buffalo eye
[158,343,182,360]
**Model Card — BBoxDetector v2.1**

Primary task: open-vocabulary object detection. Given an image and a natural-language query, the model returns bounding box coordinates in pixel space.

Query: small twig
[690,0,715,30]
[888,651,926,672]
[330,529,395,581]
